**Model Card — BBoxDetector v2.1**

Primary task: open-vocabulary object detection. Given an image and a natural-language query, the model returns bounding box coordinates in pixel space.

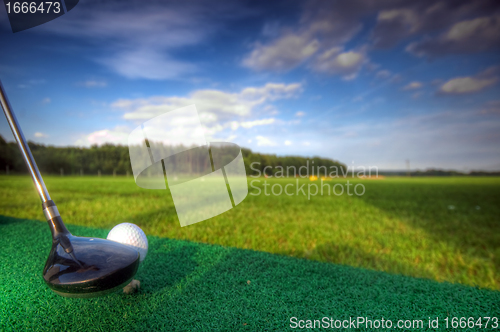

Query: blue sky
[0,0,499,170]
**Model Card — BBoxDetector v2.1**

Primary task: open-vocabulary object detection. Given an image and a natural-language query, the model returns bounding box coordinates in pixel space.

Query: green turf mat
[0,216,499,331]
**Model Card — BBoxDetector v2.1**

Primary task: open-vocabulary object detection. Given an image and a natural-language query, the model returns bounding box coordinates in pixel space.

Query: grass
[2,216,499,331]
[0,175,499,290]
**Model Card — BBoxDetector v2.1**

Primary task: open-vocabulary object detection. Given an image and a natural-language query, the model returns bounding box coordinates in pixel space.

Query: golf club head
[43,235,140,298]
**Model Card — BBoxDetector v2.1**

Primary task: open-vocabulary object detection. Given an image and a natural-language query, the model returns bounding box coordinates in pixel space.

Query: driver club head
[43,235,140,298]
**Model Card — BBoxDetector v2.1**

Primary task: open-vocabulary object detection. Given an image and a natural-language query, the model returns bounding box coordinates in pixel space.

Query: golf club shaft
[0,80,51,202]
[0,80,71,242]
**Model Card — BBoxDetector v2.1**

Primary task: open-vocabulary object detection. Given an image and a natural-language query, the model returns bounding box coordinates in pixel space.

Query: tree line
[0,135,346,176]
[379,169,500,176]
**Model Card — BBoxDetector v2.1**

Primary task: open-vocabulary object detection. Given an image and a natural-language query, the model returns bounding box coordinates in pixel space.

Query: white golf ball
[107,223,148,262]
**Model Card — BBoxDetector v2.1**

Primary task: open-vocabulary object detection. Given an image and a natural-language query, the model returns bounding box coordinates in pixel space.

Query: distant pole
[60,168,64,176]
[406,159,410,177]
[80,168,83,176]
[6,165,9,175]
[126,170,129,177]
[98,169,101,177]
[113,170,116,177]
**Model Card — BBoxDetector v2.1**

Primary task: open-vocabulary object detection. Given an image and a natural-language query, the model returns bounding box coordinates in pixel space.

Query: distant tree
[0,135,346,176]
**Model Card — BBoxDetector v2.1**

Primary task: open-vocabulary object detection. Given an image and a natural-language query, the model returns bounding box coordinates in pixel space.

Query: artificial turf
[1,216,498,331]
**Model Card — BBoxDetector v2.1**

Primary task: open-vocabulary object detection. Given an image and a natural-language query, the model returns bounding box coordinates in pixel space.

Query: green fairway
[0,175,499,291]
[1,216,499,331]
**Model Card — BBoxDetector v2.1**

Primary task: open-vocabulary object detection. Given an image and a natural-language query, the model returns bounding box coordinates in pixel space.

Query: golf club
[0,80,140,298]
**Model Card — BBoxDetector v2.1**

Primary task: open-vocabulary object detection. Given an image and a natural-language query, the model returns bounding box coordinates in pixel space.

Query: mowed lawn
[0,175,499,290]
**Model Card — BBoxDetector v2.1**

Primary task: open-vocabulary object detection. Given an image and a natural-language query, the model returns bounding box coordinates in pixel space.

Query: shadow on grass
[304,241,449,285]
[353,180,500,283]
[0,215,25,225]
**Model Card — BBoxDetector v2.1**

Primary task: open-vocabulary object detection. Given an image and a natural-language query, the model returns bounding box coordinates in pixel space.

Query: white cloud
[17,79,46,89]
[402,81,423,90]
[256,136,276,146]
[230,118,275,130]
[242,1,361,73]
[376,70,391,79]
[114,83,302,122]
[378,9,419,31]
[372,1,499,50]
[446,16,497,41]
[99,50,195,80]
[439,77,497,94]
[239,83,303,102]
[243,1,497,73]
[302,141,311,146]
[284,140,292,146]
[78,83,303,147]
[295,111,305,117]
[243,34,320,71]
[372,8,421,48]
[34,132,48,138]
[311,47,366,78]
[36,1,249,80]
[239,118,275,129]
[407,15,500,57]
[79,80,107,88]
[74,126,131,146]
